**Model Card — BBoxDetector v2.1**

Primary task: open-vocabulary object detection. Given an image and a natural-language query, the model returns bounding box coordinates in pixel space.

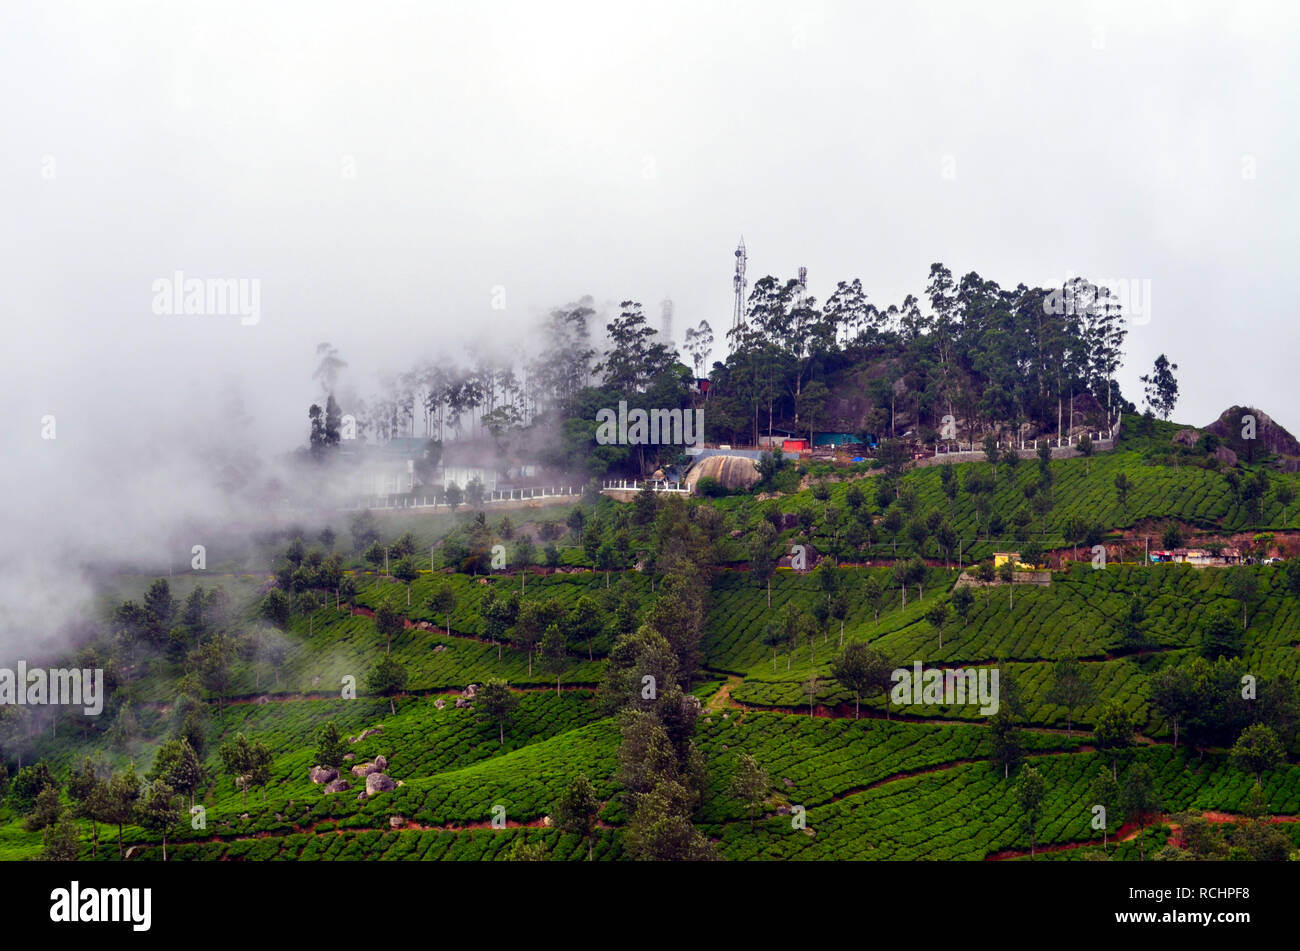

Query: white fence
[601,479,690,494]
[350,485,583,511]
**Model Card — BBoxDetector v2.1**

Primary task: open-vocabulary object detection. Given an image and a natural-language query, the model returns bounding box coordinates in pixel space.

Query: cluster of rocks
[1173,428,1239,466]
[351,754,388,777]
[454,684,478,709]
[348,726,383,744]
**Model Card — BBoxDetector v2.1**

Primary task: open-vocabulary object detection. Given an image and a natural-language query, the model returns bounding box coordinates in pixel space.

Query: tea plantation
[4,431,1299,863]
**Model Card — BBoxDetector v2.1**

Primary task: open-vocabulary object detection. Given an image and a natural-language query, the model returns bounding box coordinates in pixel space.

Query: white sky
[1,0,1298,649]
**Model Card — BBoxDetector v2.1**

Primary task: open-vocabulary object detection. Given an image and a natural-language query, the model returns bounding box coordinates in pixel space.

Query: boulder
[434,697,446,710]
[365,773,398,797]
[348,726,383,744]
[1172,428,1201,447]
[1215,446,1238,467]
[433,644,447,653]
[463,684,479,698]
[374,754,388,771]
[323,778,351,795]
[390,816,406,829]
[309,766,338,785]
[454,697,470,709]
[343,753,355,761]
[351,761,381,778]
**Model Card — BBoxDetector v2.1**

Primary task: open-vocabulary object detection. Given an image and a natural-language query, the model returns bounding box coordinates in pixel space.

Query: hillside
[4,415,1300,864]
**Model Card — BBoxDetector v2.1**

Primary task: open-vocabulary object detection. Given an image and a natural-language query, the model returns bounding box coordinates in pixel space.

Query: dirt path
[706,675,744,714]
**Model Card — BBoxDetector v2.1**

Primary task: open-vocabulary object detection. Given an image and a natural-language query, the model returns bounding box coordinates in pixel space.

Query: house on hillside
[1156,547,1243,566]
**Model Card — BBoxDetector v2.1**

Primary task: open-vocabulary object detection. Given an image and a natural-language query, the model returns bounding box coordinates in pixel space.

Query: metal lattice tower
[732,236,747,330]
[660,297,674,342]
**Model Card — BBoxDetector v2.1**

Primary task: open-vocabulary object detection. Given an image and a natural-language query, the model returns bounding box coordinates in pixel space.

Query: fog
[1,0,1297,659]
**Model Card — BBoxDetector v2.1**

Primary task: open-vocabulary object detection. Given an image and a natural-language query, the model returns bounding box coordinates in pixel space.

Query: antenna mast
[732,237,747,330]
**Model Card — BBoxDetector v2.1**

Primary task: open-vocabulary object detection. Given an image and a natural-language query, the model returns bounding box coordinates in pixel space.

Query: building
[993,551,1034,569]
[813,432,861,449]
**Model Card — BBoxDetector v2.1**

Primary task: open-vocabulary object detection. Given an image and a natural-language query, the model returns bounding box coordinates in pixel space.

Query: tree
[515,535,536,592]
[136,780,182,861]
[829,642,893,719]
[1088,765,1122,851]
[41,817,81,861]
[1139,353,1179,420]
[567,595,604,662]
[1094,701,1135,780]
[729,752,770,828]
[392,557,419,606]
[445,482,463,511]
[1113,471,1132,515]
[26,786,63,840]
[367,654,408,715]
[863,574,886,624]
[1230,724,1285,785]
[556,774,601,860]
[1121,763,1161,862]
[1117,594,1150,651]
[748,522,779,608]
[218,733,256,807]
[830,591,849,647]
[1161,522,1184,550]
[1012,765,1046,860]
[363,540,387,572]
[540,624,569,696]
[925,601,950,651]
[105,766,142,858]
[427,583,457,636]
[1046,658,1095,738]
[475,679,519,745]
[762,620,783,671]
[67,759,108,858]
[314,720,350,770]
[804,675,821,717]
[148,737,204,810]
[989,710,1023,779]
[893,559,911,610]
[260,589,291,629]
[1227,570,1259,629]
[374,601,405,655]
[1201,605,1243,660]
[952,585,975,627]
[566,506,586,544]
[512,598,560,676]
[1148,664,1193,750]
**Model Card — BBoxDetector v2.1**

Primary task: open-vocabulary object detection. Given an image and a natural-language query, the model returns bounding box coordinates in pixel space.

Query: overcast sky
[1,0,1298,650]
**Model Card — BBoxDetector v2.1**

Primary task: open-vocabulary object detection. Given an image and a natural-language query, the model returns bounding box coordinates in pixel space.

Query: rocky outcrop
[323,778,351,794]
[365,773,398,797]
[309,766,338,785]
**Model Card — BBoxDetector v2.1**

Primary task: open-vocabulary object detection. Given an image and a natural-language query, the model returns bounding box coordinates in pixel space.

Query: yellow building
[993,551,1034,569]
